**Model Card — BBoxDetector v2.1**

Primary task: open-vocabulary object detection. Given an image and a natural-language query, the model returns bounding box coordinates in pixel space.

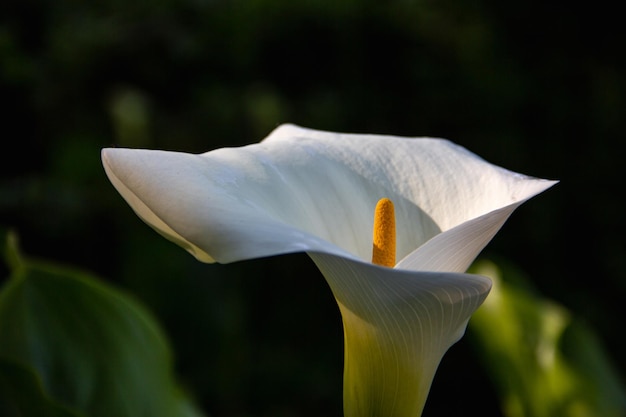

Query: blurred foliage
[469,259,626,417]
[0,358,81,417]
[1,0,625,416]
[0,231,204,417]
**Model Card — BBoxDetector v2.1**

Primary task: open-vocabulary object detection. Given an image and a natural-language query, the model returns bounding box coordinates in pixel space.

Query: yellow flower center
[371,198,396,267]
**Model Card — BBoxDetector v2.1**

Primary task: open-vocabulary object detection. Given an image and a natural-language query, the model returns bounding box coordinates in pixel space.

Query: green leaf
[468,259,626,417]
[0,232,204,417]
[0,357,83,417]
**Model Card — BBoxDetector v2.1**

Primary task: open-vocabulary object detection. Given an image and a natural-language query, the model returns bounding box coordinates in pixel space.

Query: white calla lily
[102,124,556,416]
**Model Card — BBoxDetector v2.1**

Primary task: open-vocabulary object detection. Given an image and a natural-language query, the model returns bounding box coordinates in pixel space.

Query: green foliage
[469,260,626,417]
[0,232,205,417]
[0,357,83,417]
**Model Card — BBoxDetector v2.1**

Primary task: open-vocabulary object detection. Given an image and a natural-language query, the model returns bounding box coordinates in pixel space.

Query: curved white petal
[102,123,556,267]
[309,253,491,417]
[396,199,532,273]
[102,124,556,417]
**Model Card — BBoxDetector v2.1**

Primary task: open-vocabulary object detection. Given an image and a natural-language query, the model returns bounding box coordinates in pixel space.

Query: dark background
[1,0,624,416]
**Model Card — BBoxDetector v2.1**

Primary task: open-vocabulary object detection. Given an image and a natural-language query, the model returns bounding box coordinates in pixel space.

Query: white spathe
[102,124,556,417]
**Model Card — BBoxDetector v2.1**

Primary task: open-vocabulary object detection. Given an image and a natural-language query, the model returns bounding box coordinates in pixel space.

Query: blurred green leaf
[0,357,83,417]
[469,259,626,417]
[0,232,205,417]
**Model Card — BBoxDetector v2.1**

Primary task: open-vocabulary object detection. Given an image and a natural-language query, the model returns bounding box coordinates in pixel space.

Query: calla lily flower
[102,124,556,417]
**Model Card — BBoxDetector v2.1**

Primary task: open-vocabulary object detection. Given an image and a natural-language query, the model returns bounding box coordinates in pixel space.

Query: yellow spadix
[371,198,396,267]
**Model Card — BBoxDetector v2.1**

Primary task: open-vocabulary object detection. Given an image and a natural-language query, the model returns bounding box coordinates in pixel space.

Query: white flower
[102,124,556,416]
